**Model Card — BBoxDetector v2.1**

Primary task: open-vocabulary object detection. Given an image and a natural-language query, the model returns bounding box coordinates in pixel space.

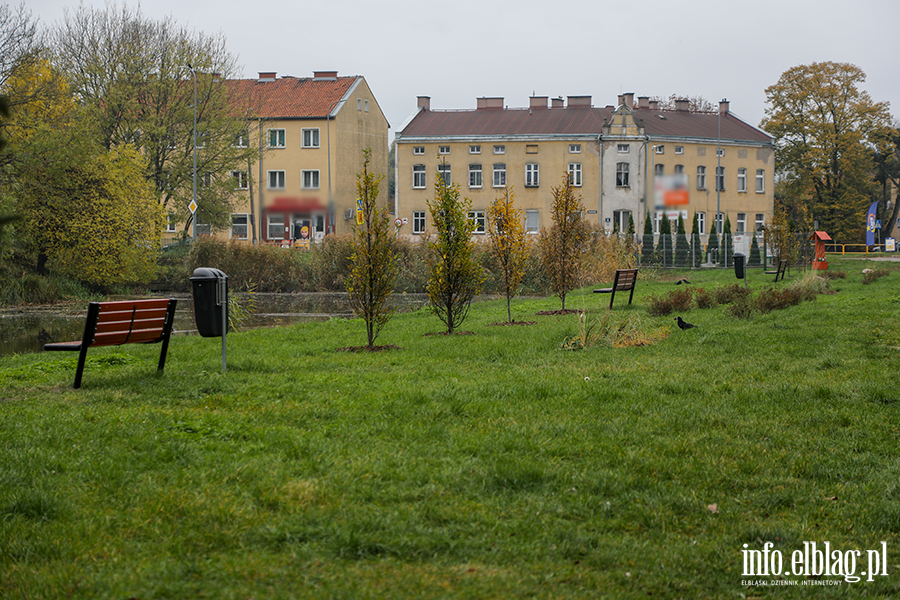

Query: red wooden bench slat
[94,317,169,334]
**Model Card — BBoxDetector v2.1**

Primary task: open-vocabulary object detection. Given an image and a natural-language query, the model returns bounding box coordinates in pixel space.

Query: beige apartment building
[220,71,389,244]
[395,92,774,255]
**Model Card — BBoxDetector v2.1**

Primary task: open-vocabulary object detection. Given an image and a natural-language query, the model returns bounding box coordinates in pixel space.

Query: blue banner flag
[866,201,878,246]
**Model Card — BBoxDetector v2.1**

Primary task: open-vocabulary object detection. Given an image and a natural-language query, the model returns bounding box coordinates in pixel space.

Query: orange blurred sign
[655,174,690,207]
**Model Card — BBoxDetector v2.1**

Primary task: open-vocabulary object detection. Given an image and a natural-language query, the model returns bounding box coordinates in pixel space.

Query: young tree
[720,215,733,266]
[626,214,636,254]
[749,234,762,266]
[706,224,720,264]
[426,167,483,334]
[540,173,588,310]
[346,149,399,349]
[641,211,655,265]
[690,212,703,268]
[488,186,527,323]
[761,62,893,241]
[674,214,689,267]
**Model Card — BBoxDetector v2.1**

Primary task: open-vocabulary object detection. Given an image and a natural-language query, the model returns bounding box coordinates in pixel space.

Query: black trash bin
[733,253,746,280]
[191,267,228,338]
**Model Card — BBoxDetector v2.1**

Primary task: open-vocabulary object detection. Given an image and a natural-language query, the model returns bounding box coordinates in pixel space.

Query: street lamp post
[184,64,198,241]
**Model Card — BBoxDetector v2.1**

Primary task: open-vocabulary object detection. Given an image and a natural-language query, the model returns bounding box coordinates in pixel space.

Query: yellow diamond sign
[189,199,198,214]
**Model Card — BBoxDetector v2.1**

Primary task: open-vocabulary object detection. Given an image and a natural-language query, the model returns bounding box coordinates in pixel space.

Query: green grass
[2,258,900,598]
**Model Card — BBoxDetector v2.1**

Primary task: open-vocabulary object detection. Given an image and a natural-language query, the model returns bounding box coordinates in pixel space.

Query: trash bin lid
[190,267,228,280]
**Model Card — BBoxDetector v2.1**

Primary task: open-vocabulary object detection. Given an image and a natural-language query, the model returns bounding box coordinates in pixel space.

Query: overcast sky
[31,0,900,141]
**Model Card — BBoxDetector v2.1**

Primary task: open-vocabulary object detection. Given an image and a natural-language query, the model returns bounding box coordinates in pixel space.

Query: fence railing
[824,244,886,254]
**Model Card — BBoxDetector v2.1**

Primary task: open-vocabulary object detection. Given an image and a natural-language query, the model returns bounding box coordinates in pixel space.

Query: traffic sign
[189,199,198,214]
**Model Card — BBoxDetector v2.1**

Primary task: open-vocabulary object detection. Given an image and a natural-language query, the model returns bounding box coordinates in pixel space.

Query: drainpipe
[597,135,603,232]
[258,118,264,243]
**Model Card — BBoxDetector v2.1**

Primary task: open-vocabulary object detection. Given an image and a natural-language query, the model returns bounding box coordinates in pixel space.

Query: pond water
[0,292,430,358]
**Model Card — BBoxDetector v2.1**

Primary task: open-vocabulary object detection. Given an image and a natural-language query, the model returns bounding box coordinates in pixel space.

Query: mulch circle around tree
[336,345,403,353]
[423,331,475,337]
[488,320,537,326]
[535,309,582,316]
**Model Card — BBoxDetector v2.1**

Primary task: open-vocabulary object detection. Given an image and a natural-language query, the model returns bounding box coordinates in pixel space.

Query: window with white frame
[302,170,320,189]
[755,213,765,233]
[492,163,506,187]
[653,211,662,235]
[697,211,706,235]
[438,163,451,186]
[616,162,630,187]
[468,210,486,234]
[413,211,426,234]
[268,170,285,189]
[302,128,320,148]
[439,145,450,155]
[525,163,539,187]
[166,213,177,233]
[569,143,582,153]
[714,212,724,234]
[654,164,664,176]
[413,146,425,155]
[756,169,765,193]
[716,148,725,157]
[716,166,725,191]
[231,214,249,240]
[568,163,582,187]
[674,164,684,175]
[525,210,539,234]
[493,145,505,154]
[468,164,482,188]
[736,213,747,233]
[357,98,362,111]
[231,170,248,190]
[233,133,249,148]
[613,210,631,233]
[737,168,747,192]
[675,146,684,155]
[655,145,665,155]
[413,164,426,188]
[268,213,285,240]
[697,166,707,190]
[364,100,369,112]
[469,145,481,154]
[268,129,286,148]
[617,144,629,153]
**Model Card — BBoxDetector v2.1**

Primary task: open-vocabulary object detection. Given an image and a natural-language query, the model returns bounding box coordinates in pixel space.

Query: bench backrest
[613,269,638,290]
[88,299,176,347]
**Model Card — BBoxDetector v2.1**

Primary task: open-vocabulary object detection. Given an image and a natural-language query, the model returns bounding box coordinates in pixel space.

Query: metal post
[218,275,227,372]
[183,64,198,241]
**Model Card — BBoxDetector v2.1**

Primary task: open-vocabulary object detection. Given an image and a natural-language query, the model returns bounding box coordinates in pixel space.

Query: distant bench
[766,259,787,282]
[593,269,638,309]
[44,299,177,389]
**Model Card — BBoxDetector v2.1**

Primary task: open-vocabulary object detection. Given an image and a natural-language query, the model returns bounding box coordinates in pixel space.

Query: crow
[675,278,691,285]
[674,316,696,330]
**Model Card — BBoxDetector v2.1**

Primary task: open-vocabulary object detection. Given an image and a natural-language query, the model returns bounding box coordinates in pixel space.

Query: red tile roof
[632,107,771,143]
[228,75,359,119]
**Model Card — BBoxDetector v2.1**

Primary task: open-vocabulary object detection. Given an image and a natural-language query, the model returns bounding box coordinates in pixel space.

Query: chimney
[529,96,548,109]
[675,98,690,112]
[637,96,649,109]
[417,96,431,111]
[551,97,564,108]
[719,98,730,114]
[622,92,635,108]
[649,99,659,111]
[313,70,338,80]
[617,94,624,107]
[477,97,504,110]
[567,95,592,107]
[258,72,277,82]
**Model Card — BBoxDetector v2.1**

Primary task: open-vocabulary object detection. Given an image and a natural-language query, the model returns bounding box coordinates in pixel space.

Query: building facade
[395,92,774,255]
[222,71,389,245]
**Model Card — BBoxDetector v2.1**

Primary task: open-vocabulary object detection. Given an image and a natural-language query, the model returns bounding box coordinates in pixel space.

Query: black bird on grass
[675,278,691,285]
[674,316,696,330]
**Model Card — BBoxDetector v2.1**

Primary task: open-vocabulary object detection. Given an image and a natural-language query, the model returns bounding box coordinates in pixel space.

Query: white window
[492,163,506,187]
[302,170,320,189]
[675,146,684,155]
[755,213,765,233]
[568,163,582,187]
[736,213,746,234]
[616,162,629,187]
[569,144,582,153]
[413,146,425,155]
[364,99,369,112]
[469,145,481,154]
[468,164,482,188]
[231,214,249,240]
[674,164,684,174]
[525,163,539,187]
[268,214,285,240]
[438,163,451,186]
[737,168,747,193]
[697,166,707,190]
[613,210,631,233]
[525,210,539,234]
[231,170,248,190]
[468,210,486,234]
[413,211,426,234]
[654,164,664,176]
[617,144,629,153]
[717,148,725,157]
[756,169,765,193]
[439,145,451,155]
[268,129,286,148]
[653,211,662,235]
[166,213,177,233]
[493,145,505,154]
[413,164,426,188]
[715,212,724,234]
[697,212,706,235]
[268,170,285,190]
[716,166,725,192]
[302,128,320,148]
[233,133,249,148]
[357,98,362,111]
[655,145,665,154]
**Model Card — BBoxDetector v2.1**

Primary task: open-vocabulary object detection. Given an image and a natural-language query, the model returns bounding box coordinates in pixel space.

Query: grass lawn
[2,257,900,599]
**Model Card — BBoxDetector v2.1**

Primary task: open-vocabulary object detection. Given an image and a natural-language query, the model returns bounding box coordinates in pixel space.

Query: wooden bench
[765,259,787,282]
[44,298,177,389]
[593,269,638,309]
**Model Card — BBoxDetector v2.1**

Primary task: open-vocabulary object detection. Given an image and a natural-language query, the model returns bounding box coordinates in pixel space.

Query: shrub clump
[693,287,718,309]
[713,283,751,305]
[753,286,804,313]
[647,287,693,316]
[863,269,890,285]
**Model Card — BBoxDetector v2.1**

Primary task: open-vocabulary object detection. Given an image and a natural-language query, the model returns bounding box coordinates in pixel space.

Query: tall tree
[761,62,893,242]
[655,214,672,267]
[641,211,655,265]
[674,214,689,267]
[540,173,588,310]
[426,165,483,334]
[346,149,398,349]
[720,215,733,266]
[50,3,258,231]
[488,186,527,323]
[690,212,702,268]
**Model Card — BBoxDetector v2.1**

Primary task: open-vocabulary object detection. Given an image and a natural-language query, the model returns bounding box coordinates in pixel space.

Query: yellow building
[395,92,774,255]
[224,71,389,244]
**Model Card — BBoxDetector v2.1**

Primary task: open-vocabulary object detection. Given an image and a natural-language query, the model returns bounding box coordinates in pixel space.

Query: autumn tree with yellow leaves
[540,173,589,311]
[488,186,527,323]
